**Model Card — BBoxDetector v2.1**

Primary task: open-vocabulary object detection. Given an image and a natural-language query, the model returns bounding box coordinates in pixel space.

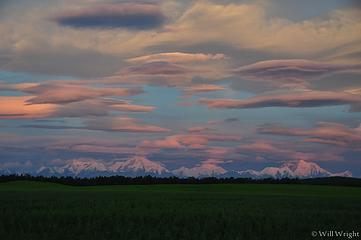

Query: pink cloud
[110,102,155,112]
[181,84,226,95]
[127,52,227,64]
[141,136,183,149]
[0,82,143,105]
[140,133,241,150]
[0,96,56,119]
[23,83,143,105]
[0,82,155,119]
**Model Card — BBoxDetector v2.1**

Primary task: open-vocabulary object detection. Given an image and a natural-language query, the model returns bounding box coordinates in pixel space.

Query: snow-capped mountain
[109,156,169,176]
[36,157,169,177]
[0,168,12,175]
[236,160,352,179]
[172,163,227,178]
[37,158,108,177]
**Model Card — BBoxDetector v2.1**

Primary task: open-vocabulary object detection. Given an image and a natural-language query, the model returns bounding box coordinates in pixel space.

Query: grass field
[0,181,360,240]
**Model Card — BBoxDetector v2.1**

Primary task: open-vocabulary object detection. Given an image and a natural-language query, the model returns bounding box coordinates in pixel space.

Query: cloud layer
[1,0,361,176]
[258,122,361,151]
[53,3,166,30]
[234,59,361,88]
[200,91,361,111]
[127,52,227,64]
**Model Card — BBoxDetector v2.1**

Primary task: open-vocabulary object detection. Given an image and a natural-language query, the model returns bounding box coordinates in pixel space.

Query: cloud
[59,145,136,155]
[22,116,169,133]
[2,43,122,78]
[258,122,361,151]
[0,82,155,119]
[199,91,361,111]
[1,0,360,79]
[140,133,241,150]
[112,59,231,87]
[52,100,112,118]
[224,117,239,123]
[187,126,213,133]
[0,96,56,119]
[205,147,232,157]
[53,98,155,117]
[127,52,227,64]
[0,82,38,91]
[147,2,361,56]
[234,59,361,88]
[181,84,226,95]
[53,3,166,30]
[0,95,155,119]
[122,61,192,75]
[236,140,342,162]
[110,102,155,112]
[7,83,143,105]
[345,88,361,95]
[84,117,169,133]
[140,136,183,149]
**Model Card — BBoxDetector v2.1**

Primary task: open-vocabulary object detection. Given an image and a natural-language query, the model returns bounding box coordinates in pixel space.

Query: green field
[0,181,360,240]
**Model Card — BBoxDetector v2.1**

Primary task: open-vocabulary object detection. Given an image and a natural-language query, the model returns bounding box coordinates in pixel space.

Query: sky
[0,0,361,175]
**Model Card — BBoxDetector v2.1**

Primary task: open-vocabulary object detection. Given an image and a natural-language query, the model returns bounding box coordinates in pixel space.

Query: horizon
[1,0,361,177]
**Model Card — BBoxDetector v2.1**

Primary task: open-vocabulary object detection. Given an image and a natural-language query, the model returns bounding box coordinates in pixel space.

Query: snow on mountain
[109,156,169,176]
[237,160,352,179]
[36,166,65,176]
[37,158,109,177]
[331,170,352,178]
[37,157,169,177]
[0,168,12,175]
[172,163,227,178]
[285,160,330,178]
[64,158,108,174]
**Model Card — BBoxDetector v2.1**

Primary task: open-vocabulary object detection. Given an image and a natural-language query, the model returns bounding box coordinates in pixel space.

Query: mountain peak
[173,163,227,178]
[64,158,108,174]
[109,156,169,175]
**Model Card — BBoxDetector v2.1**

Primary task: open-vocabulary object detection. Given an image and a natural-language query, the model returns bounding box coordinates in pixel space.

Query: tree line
[0,174,360,187]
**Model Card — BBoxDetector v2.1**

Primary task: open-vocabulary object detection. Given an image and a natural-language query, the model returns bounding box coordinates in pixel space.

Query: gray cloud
[22,116,169,133]
[224,117,239,123]
[53,3,166,30]
[234,59,361,88]
[21,117,169,133]
[200,91,361,111]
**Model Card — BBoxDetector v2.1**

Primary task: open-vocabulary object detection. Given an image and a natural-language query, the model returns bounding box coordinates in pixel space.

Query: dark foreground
[0,181,360,240]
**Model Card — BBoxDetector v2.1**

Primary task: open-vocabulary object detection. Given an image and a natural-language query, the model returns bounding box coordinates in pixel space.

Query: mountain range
[36,156,170,178]
[0,158,352,179]
[231,160,352,179]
